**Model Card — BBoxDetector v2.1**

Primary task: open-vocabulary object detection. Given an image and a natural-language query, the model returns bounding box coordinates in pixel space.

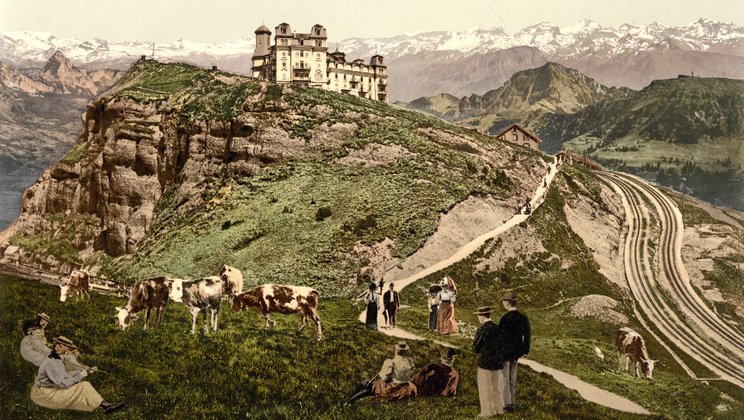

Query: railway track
[599,171,744,388]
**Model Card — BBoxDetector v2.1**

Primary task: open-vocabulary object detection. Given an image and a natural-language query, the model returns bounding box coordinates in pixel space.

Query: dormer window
[281,27,287,34]
[315,28,321,35]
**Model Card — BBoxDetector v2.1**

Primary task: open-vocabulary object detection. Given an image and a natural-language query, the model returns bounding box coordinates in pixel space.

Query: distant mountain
[3,19,743,101]
[339,19,744,100]
[0,52,122,228]
[537,76,744,209]
[0,31,252,73]
[406,62,628,132]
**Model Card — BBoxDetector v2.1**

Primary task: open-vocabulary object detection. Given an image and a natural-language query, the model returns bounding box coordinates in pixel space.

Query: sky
[1,0,743,43]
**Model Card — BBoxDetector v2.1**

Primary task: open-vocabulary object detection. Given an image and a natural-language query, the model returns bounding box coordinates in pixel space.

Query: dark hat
[53,335,77,350]
[368,282,377,290]
[37,312,51,322]
[428,284,442,293]
[440,347,457,361]
[473,306,492,316]
[394,341,409,352]
[22,320,40,334]
[502,291,517,303]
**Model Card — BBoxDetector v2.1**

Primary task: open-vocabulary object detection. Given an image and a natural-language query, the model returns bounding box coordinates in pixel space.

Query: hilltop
[1,59,547,295]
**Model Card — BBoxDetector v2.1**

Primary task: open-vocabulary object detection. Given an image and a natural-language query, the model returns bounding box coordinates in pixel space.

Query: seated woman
[20,318,92,373]
[346,341,418,404]
[411,347,459,397]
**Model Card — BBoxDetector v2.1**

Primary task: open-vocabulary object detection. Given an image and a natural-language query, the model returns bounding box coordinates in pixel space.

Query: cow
[232,284,323,341]
[219,264,244,298]
[115,277,173,330]
[60,270,91,302]
[615,327,657,379]
[169,277,226,335]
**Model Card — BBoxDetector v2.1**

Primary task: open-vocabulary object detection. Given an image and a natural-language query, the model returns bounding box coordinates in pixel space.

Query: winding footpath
[600,171,744,388]
[359,158,651,415]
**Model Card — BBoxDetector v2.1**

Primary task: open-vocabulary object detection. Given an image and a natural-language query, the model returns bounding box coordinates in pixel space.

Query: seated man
[411,347,459,397]
[346,341,418,404]
[30,336,123,414]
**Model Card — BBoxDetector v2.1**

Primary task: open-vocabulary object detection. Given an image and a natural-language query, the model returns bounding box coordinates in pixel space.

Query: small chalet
[495,123,541,150]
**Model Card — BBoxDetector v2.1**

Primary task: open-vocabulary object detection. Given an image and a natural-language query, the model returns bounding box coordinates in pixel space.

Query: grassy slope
[1,275,646,419]
[104,70,544,296]
[394,166,739,419]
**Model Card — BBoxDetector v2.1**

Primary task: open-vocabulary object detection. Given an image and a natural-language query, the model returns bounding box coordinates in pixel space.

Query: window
[281,27,287,34]
[281,39,288,46]
[316,40,322,47]
[316,28,321,35]
[300,51,304,57]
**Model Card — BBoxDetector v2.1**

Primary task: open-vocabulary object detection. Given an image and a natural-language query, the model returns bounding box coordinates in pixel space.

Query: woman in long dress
[436,276,458,334]
[365,283,380,330]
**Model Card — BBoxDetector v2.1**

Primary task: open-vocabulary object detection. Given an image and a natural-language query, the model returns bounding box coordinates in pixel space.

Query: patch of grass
[1,275,648,419]
[60,141,90,165]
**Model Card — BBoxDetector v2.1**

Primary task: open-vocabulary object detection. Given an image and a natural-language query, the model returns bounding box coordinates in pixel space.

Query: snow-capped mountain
[2,19,743,101]
[0,31,254,73]
[337,18,744,60]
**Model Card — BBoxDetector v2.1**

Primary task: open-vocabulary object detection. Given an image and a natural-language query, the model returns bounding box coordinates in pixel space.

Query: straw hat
[440,347,457,362]
[53,335,77,350]
[37,313,51,322]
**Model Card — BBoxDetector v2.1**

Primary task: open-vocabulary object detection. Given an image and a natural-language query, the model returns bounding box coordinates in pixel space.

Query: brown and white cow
[616,327,656,379]
[60,270,91,302]
[169,277,226,335]
[219,265,244,298]
[115,277,173,330]
[232,284,323,340]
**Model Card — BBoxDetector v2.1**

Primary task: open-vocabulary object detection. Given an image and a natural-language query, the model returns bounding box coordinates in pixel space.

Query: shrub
[315,207,333,222]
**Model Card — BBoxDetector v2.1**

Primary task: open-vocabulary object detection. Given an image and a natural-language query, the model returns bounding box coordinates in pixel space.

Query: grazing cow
[169,277,226,335]
[615,327,656,379]
[60,270,91,302]
[115,277,172,330]
[232,284,323,341]
[219,265,244,298]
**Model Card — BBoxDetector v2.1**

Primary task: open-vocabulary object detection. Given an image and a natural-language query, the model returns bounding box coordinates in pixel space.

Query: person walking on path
[428,285,441,331]
[31,336,123,414]
[498,291,531,413]
[383,283,400,328]
[365,283,381,330]
[378,278,388,328]
[473,306,504,417]
[346,341,417,403]
[411,347,459,397]
[436,276,458,335]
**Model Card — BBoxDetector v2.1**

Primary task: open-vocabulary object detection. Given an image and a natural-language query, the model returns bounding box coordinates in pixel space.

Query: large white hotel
[251,23,388,102]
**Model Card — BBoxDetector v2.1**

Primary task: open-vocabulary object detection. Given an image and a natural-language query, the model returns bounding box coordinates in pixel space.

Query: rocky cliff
[2,59,547,292]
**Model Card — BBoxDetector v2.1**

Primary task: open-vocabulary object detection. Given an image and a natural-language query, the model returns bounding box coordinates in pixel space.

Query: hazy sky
[1,0,743,42]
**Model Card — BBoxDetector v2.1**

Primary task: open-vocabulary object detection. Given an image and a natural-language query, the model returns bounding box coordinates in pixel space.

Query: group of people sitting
[346,342,459,404]
[19,312,124,414]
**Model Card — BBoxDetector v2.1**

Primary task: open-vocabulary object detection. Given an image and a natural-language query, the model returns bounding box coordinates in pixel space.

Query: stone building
[495,123,541,150]
[252,23,388,102]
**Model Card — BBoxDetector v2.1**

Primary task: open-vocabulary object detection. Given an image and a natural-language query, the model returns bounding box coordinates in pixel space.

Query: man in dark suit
[498,291,531,413]
[473,306,504,417]
[383,283,400,328]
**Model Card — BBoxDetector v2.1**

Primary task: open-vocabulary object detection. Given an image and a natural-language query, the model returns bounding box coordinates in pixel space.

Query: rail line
[599,171,744,388]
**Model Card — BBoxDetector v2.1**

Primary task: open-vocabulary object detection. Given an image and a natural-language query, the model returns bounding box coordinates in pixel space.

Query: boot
[100,401,125,414]
[346,380,373,405]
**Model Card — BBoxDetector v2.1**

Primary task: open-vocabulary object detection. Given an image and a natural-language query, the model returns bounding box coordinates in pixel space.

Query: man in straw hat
[498,291,531,413]
[411,346,459,397]
[31,336,124,414]
[346,341,417,404]
[473,306,504,417]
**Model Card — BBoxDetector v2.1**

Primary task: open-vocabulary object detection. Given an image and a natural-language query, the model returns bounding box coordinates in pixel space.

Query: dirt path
[358,158,652,415]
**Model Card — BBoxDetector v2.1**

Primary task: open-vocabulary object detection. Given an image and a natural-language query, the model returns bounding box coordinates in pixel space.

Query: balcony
[293,68,311,80]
